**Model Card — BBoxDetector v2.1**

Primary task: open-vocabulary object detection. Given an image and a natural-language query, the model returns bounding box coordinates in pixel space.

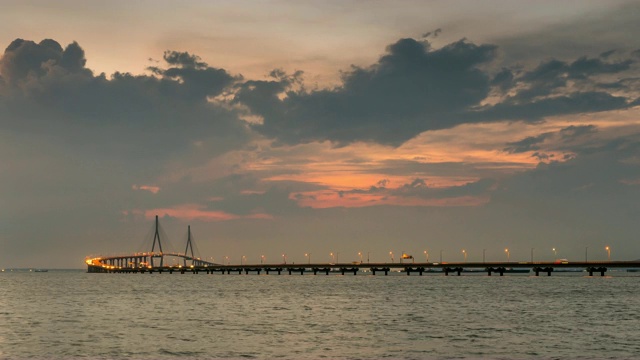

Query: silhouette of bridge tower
[184,225,195,267]
[150,215,164,267]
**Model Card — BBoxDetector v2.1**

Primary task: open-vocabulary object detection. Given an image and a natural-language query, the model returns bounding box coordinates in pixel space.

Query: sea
[1,269,639,359]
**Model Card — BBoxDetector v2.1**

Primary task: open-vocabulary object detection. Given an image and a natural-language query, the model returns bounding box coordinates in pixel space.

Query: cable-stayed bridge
[86,216,640,276]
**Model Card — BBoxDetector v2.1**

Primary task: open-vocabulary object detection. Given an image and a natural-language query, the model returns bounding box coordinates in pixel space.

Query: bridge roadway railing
[86,258,640,276]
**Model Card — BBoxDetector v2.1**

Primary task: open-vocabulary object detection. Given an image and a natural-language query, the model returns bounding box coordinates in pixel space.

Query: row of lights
[213,246,613,265]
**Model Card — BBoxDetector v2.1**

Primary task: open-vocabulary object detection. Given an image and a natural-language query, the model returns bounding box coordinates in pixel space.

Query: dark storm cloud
[0,39,91,84]
[490,68,514,92]
[502,55,635,104]
[235,38,497,146]
[478,91,630,124]
[0,38,248,175]
[161,50,207,69]
[234,36,637,147]
[148,50,238,99]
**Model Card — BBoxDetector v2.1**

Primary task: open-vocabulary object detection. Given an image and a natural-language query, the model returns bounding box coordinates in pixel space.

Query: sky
[1,0,640,268]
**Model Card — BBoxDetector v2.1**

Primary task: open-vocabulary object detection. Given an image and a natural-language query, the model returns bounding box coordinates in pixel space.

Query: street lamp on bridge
[605,246,611,261]
[585,247,589,263]
[389,251,394,263]
[305,253,311,264]
[424,250,429,262]
[505,248,510,262]
[462,249,467,262]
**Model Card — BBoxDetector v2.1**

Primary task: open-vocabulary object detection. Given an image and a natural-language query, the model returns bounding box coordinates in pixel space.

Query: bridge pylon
[150,215,164,267]
[184,225,195,267]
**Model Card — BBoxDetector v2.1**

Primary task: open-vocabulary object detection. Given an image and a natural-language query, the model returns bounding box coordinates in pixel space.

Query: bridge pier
[371,267,389,275]
[264,268,282,275]
[443,267,463,276]
[533,267,553,276]
[404,267,424,276]
[339,267,358,275]
[312,267,329,275]
[486,267,505,276]
[587,267,607,276]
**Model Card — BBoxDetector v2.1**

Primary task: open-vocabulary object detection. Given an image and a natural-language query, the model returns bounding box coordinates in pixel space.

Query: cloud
[148,50,238,99]
[235,37,497,146]
[504,125,597,154]
[234,36,637,147]
[0,39,91,85]
[329,177,495,208]
[142,204,273,222]
[0,38,249,177]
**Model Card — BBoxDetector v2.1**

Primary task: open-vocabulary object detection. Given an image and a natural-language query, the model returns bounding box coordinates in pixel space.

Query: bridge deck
[86,256,640,276]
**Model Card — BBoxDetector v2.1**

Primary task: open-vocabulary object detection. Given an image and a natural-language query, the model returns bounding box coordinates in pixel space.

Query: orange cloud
[132,184,160,194]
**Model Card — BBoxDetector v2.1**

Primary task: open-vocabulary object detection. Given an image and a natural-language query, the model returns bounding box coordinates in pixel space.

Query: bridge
[86,217,640,276]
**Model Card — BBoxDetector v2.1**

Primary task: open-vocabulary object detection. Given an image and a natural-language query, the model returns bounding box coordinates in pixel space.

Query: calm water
[1,270,639,359]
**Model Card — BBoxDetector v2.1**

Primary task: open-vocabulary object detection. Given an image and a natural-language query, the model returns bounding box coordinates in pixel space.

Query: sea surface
[1,269,639,359]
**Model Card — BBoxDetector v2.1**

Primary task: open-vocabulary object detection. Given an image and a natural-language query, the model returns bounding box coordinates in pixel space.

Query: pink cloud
[132,184,160,194]
[142,204,272,222]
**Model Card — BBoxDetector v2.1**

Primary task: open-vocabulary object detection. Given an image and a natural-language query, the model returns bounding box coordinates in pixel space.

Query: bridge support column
[587,267,607,276]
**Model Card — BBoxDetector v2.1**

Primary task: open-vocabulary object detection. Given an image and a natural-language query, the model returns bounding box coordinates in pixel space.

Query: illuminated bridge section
[85,252,216,272]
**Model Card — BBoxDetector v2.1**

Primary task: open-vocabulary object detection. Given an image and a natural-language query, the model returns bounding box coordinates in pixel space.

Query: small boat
[33,269,48,272]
